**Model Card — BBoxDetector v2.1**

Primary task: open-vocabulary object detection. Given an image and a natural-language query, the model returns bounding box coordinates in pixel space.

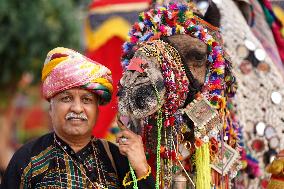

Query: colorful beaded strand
[153,84,163,189]
[129,161,138,189]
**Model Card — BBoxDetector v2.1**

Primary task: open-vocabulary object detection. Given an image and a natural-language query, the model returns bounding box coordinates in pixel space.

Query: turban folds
[42,47,113,105]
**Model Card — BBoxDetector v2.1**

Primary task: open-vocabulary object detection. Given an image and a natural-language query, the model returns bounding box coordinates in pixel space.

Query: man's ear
[48,100,53,116]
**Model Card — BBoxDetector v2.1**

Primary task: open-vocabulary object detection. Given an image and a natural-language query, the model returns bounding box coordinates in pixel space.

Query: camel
[118,2,240,189]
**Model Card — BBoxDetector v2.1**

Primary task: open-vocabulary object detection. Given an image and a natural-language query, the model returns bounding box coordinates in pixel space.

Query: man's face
[49,88,99,138]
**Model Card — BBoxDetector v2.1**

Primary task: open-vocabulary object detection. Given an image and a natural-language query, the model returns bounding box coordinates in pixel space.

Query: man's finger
[119,145,129,155]
[118,137,130,145]
[117,118,128,131]
[116,130,136,139]
[118,148,127,156]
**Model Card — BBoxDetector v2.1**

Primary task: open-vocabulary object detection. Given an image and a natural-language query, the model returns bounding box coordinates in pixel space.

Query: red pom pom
[212,42,218,47]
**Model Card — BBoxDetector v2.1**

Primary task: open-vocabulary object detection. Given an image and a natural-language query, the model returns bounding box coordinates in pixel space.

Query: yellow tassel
[266,159,284,175]
[196,143,211,189]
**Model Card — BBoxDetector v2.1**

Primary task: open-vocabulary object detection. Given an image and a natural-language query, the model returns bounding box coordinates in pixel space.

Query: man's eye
[61,96,72,102]
[82,98,93,103]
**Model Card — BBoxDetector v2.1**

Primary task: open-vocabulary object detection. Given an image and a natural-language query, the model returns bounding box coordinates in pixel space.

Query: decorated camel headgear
[120,2,240,189]
[42,47,113,104]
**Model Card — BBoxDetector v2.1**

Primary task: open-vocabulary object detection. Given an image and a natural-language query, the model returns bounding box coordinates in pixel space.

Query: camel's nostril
[134,84,155,109]
[135,97,146,109]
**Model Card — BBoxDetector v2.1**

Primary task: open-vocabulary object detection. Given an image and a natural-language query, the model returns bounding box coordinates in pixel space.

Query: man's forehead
[57,88,95,96]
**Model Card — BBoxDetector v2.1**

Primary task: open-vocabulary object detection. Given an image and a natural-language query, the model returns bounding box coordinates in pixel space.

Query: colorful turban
[42,47,113,105]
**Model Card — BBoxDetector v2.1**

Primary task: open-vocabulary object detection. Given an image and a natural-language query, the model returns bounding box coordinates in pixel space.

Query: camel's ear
[203,1,221,28]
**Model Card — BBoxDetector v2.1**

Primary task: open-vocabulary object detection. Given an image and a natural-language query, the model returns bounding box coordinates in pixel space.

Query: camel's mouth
[118,73,166,119]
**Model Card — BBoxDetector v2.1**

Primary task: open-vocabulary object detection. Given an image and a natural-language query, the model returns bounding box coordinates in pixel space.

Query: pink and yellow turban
[42,47,113,105]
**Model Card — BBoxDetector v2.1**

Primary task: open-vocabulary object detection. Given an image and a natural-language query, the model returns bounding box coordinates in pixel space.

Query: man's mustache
[65,112,88,121]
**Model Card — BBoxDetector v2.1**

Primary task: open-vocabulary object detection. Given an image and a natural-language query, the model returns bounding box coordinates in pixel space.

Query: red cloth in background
[86,37,124,138]
[89,0,151,8]
[271,22,284,63]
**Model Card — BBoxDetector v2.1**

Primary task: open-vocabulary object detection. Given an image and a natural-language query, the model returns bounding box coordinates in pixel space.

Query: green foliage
[0,0,82,90]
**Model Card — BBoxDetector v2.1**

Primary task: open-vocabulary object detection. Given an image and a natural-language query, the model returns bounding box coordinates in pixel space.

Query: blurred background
[0,0,283,188]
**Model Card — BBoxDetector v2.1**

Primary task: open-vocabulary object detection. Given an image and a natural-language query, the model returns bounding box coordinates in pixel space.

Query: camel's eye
[185,50,207,67]
[186,50,206,61]
[194,52,206,61]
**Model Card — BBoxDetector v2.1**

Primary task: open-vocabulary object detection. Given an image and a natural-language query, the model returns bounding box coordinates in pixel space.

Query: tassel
[196,143,211,189]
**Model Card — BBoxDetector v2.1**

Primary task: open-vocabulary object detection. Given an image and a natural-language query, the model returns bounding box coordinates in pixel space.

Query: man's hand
[116,119,149,178]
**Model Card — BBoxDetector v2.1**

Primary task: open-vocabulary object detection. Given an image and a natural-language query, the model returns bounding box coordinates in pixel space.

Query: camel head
[118,2,235,121]
[118,3,239,188]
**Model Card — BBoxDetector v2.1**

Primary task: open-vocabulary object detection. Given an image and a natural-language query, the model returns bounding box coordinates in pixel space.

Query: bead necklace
[153,83,163,189]
[53,134,108,189]
[129,162,138,189]
[92,140,108,188]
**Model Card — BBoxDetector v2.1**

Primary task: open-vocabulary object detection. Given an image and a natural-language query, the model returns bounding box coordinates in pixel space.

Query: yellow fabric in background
[85,17,130,52]
[273,6,284,36]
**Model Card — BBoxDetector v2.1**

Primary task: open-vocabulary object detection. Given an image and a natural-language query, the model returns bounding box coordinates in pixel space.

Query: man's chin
[64,129,89,137]
[67,119,87,125]
[63,124,91,136]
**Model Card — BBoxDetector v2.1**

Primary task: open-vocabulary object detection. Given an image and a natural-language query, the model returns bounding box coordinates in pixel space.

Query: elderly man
[1,47,154,188]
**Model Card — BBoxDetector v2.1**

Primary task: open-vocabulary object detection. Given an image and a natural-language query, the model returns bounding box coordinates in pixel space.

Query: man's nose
[70,98,84,113]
